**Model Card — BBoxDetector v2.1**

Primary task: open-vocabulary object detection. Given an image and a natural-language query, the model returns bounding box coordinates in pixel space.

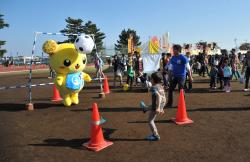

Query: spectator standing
[210,64,218,89]
[241,51,250,91]
[166,45,193,107]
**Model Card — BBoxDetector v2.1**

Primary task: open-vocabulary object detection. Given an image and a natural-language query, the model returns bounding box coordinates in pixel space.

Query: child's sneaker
[146,134,160,141]
[226,86,231,93]
[140,101,148,113]
[244,88,249,92]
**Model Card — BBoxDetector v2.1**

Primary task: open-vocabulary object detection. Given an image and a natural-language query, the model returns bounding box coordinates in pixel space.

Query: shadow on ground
[189,88,246,93]
[188,106,250,112]
[128,119,172,124]
[83,86,103,90]
[71,107,141,112]
[27,76,49,80]
[111,88,148,93]
[29,128,145,150]
[0,103,63,112]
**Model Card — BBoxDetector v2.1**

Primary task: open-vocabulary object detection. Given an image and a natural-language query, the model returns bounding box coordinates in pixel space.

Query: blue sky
[1,0,250,56]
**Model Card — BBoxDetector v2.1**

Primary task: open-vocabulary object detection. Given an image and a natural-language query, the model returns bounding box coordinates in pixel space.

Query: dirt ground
[0,71,249,162]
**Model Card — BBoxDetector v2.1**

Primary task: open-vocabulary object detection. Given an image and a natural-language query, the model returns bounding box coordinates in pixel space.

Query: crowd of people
[110,45,250,141]
[112,52,144,89]
[111,46,250,93]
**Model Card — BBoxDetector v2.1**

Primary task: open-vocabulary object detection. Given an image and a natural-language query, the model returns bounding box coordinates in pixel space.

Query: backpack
[223,66,232,77]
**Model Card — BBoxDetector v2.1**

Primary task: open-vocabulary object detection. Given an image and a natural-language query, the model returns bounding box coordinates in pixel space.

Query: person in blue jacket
[166,44,193,107]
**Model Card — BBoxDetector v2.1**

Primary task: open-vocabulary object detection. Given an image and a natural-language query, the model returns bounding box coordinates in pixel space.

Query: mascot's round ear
[42,40,58,55]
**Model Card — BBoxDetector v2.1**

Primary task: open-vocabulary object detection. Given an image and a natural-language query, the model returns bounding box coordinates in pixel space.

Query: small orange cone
[83,103,113,152]
[103,76,110,94]
[172,89,193,125]
[51,84,62,102]
[25,102,34,111]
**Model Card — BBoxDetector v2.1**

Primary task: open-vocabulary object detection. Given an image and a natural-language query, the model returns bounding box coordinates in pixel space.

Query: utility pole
[17,52,19,66]
[41,52,44,64]
[234,38,237,51]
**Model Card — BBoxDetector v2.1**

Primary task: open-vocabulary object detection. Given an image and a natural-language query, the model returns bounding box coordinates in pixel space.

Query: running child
[140,72,166,141]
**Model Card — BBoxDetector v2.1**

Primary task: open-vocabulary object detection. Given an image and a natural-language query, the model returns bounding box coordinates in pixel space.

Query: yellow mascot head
[42,40,87,74]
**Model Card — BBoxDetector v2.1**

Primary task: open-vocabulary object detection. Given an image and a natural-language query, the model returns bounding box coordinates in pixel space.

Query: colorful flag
[135,47,141,55]
[128,35,134,54]
[149,36,159,54]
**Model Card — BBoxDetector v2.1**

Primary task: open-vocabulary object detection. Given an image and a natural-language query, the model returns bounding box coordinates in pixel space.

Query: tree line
[0,14,9,57]
[0,14,141,57]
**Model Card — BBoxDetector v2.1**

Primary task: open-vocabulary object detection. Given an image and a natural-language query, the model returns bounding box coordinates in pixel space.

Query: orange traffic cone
[172,89,193,125]
[51,84,62,102]
[83,103,113,152]
[103,76,110,94]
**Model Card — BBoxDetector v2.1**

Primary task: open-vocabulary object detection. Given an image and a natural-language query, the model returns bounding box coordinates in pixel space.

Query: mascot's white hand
[83,73,92,82]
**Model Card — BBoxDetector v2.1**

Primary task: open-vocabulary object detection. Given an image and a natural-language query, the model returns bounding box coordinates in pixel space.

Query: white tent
[140,41,165,73]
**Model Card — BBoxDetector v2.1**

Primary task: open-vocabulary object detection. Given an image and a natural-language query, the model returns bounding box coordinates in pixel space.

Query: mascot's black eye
[75,38,79,43]
[85,36,89,38]
[83,59,86,64]
[79,47,83,51]
[63,59,71,67]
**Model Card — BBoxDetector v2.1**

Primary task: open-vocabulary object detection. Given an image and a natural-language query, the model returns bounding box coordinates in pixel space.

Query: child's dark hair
[166,53,171,57]
[151,72,163,84]
[173,44,182,52]
[223,59,229,64]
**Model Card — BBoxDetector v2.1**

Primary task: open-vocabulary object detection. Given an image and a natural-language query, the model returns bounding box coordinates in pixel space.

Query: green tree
[0,14,9,57]
[196,41,207,50]
[115,29,141,54]
[84,21,105,53]
[220,49,228,55]
[60,17,85,43]
[239,43,250,50]
[60,18,105,54]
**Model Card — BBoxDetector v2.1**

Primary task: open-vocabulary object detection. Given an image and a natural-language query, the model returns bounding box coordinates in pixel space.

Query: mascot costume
[43,34,94,106]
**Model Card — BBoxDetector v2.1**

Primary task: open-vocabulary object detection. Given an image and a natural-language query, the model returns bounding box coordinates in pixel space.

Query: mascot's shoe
[71,96,79,105]
[146,134,160,141]
[63,97,72,107]
[140,101,148,113]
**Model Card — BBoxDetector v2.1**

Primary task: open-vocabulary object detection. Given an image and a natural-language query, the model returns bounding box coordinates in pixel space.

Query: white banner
[142,53,161,73]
